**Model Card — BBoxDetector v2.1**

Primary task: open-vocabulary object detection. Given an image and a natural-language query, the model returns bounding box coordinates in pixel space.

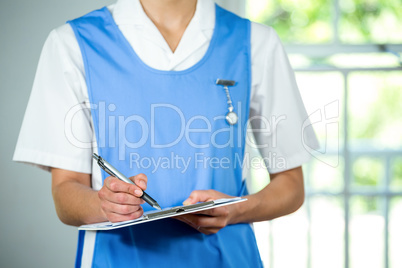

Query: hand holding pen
[94,154,161,223]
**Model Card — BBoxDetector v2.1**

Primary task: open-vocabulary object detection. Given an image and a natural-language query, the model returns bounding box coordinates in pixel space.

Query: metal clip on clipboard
[78,198,246,230]
[144,201,215,220]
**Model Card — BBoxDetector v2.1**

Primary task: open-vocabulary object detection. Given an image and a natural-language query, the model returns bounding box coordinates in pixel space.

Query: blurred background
[244,0,402,267]
[0,0,401,267]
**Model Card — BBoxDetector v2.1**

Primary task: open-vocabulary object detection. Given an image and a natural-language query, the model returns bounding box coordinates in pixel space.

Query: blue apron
[69,5,262,267]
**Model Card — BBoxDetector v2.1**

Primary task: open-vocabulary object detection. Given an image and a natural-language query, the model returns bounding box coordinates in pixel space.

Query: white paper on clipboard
[79,197,247,231]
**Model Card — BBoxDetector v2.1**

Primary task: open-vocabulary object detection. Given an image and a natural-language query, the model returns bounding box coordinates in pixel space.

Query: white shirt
[13,0,318,190]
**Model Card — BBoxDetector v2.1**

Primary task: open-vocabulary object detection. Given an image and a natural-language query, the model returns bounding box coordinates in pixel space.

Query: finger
[183,190,215,205]
[174,215,199,229]
[174,214,199,227]
[107,207,144,223]
[175,215,223,235]
[100,191,145,206]
[104,176,143,197]
[102,201,143,216]
[98,186,144,206]
[99,186,144,206]
[198,227,221,235]
[193,207,229,217]
[130,173,148,191]
[176,213,227,229]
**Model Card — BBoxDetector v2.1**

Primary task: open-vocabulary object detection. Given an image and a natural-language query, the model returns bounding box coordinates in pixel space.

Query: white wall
[0,1,245,267]
[0,1,114,267]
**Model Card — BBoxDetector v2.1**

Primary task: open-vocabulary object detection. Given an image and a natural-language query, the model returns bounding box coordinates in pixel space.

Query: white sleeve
[249,23,319,174]
[13,25,94,173]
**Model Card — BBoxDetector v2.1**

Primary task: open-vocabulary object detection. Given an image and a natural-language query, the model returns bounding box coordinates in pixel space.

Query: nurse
[14,0,319,267]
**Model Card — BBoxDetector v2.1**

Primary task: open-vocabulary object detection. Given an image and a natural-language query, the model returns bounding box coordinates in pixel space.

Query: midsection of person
[67,1,261,267]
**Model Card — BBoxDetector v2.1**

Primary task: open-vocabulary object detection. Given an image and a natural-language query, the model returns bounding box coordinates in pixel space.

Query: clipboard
[79,197,247,231]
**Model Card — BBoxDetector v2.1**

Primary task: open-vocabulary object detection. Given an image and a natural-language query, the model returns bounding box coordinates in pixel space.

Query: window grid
[297,67,401,268]
[262,67,402,268]
[241,0,401,266]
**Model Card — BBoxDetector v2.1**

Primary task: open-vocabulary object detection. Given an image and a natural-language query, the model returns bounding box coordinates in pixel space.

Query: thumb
[183,190,212,205]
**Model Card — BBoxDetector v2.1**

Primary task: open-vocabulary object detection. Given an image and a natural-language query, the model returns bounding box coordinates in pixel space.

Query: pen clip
[97,156,117,178]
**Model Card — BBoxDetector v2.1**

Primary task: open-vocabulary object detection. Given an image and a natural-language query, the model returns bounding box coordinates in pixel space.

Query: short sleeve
[249,23,319,174]
[13,26,94,173]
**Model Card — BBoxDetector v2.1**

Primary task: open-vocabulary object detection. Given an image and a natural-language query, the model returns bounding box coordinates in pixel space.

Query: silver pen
[93,153,162,210]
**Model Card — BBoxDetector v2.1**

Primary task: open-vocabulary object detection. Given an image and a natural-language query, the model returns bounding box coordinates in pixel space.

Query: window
[243,0,402,267]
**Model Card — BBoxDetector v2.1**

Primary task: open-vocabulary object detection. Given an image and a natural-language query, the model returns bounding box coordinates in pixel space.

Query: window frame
[225,0,402,267]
